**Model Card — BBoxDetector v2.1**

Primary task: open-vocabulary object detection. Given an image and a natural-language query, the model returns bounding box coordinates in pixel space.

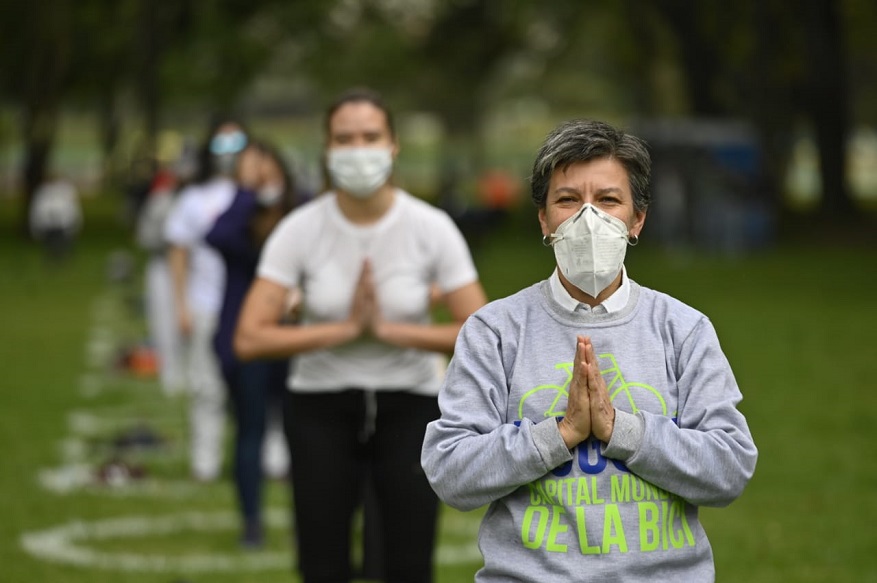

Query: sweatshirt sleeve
[421,314,575,512]
[603,317,758,507]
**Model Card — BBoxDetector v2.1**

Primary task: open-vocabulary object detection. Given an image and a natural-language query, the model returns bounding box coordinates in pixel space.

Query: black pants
[225,358,288,528]
[284,389,440,583]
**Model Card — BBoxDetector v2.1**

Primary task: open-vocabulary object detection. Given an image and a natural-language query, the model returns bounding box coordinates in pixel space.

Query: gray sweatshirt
[422,279,757,582]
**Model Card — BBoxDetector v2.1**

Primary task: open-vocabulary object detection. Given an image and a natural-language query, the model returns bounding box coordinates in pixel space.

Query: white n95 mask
[547,203,632,297]
[327,147,393,199]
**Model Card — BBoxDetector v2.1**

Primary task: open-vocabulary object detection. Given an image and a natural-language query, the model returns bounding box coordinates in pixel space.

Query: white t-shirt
[258,189,478,395]
[164,177,236,315]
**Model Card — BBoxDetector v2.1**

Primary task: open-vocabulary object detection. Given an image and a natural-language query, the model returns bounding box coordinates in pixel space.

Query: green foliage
[4,0,877,221]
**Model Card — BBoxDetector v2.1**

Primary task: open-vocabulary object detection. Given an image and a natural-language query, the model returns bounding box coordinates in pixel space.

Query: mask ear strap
[542,235,553,247]
[628,234,639,246]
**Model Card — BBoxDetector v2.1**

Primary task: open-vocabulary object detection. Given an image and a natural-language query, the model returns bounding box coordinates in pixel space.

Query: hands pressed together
[346,259,390,341]
[557,335,616,449]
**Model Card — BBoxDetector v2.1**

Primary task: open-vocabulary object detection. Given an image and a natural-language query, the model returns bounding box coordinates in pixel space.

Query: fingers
[349,259,379,335]
[570,336,591,401]
[582,337,615,442]
[357,260,376,308]
[582,337,601,392]
[559,336,591,448]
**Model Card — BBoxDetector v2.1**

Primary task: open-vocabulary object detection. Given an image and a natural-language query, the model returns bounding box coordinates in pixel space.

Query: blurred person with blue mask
[164,118,248,482]
[205,140,304,548]
[421,119,758,583]
[234,87,488,583]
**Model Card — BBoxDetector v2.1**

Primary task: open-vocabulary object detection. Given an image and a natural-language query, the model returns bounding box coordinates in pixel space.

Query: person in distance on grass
[234,87,488,582]
[205,140,303,549]
[165,117,249,482]
[421,119,758,582]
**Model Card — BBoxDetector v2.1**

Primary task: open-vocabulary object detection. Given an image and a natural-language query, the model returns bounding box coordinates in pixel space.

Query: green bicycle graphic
[517,353,667,420]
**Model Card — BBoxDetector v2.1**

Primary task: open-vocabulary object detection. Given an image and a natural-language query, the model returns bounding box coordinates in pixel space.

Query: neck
[336,184,395,224]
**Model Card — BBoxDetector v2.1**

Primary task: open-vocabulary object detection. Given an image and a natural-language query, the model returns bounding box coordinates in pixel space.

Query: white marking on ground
[26,284,483,572]
[21,509,482,572]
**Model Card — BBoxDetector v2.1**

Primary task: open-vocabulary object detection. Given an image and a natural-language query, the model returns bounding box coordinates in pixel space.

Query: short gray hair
[530,119,651,213]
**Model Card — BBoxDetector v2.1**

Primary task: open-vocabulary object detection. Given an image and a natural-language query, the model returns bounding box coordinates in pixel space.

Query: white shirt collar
[549,265,630,315]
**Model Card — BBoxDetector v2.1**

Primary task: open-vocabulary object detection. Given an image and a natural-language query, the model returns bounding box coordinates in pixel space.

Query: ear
[538,207,550,238]
[630,210,647,238]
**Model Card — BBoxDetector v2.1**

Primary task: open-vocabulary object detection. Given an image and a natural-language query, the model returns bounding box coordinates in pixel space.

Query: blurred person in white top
[164,119,247,481]
[235,87,488,583]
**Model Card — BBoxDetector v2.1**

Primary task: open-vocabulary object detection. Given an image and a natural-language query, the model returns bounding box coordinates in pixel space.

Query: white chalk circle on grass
[21,510,291,573]
[20,509,482,573]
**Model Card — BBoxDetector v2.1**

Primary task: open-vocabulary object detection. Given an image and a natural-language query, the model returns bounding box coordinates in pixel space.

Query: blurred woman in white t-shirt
[235,87,487,583]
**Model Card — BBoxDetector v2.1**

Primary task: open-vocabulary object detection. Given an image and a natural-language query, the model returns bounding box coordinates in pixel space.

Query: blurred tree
[288,0,598,196]
[0,0,74,235]
[633,0,860,221]
[2,0,874,235]
[0,0,299,234]
[802,0,854,218]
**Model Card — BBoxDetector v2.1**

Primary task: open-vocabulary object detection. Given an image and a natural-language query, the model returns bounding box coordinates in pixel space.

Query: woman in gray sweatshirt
[421,119,757,583]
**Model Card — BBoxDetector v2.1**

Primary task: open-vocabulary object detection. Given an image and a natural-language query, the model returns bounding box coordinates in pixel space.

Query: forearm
[234,319,360,361]
[373,321,462,353]
[611,409,757,507]
[375,280,486,353]
[423,415,572,511]
[167,246,189,313]
[614,319,759,507]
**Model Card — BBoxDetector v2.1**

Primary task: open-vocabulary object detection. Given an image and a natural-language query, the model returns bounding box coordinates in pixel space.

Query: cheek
[541,209,572,234]
[608,208,636,230]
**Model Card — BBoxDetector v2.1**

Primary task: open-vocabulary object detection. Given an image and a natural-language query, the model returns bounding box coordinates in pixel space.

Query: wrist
[340,319,363,343]
[371,318,392,343]
[557,417,586,450]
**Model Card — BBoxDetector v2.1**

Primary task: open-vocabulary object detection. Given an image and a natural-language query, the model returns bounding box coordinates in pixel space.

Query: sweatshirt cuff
[602,410,644,460]
[532,417,574,469]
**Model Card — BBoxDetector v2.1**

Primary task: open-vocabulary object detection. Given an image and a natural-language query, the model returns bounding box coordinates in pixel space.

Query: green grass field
[1,197,876,582]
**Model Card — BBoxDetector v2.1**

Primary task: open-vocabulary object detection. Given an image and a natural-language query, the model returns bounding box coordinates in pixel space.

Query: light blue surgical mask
[210,130,247,155]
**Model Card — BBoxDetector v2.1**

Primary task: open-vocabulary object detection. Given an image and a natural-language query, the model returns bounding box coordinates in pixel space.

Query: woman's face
[327,101,397,153]
[538,157,646,239]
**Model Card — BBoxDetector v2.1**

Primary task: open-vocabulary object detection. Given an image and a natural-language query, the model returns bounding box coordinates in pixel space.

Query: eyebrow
[331,128,387,140]
[552,186,625,196]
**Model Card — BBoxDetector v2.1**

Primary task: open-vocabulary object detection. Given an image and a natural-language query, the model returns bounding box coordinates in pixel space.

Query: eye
[364,131,384,143]
[554,194,578,205]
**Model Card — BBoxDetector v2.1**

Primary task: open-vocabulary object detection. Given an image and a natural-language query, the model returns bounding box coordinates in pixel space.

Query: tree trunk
[805,0,855,219]
[655,0,726,116]
[750,1,797,213]
[18,0,71,237]
[139,0,161,163]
